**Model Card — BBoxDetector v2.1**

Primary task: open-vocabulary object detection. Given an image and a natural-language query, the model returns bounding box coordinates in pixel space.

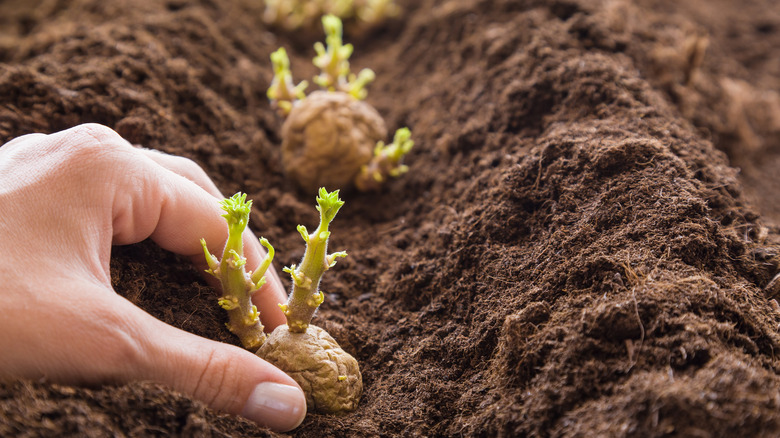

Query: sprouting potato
[267,15,413,192]
[203,189,362,415]
[258,324,362,414]
[281,90,387,193]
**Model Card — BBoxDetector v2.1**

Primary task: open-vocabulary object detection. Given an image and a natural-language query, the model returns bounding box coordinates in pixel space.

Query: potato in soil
[257,324,363,414]
[281,90,387,192]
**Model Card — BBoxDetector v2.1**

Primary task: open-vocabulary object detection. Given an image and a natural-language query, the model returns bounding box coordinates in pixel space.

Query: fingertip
[139,321,305,432]
[242,381,307,432]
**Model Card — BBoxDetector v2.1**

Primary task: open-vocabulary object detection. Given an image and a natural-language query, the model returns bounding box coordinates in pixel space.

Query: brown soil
[2,0,780,436]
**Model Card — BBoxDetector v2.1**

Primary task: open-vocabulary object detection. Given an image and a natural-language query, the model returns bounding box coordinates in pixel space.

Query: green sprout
[201,193,274,350]
[267,47,309,115]
[312,14,375,99]
[279,188,348,332]
[268,15,374,112]
[355,127,414,191]
[313,14,353,90]
[343,68,375,100]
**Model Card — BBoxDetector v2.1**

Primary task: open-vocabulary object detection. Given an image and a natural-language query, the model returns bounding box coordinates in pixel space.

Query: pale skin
[0,124,307,432]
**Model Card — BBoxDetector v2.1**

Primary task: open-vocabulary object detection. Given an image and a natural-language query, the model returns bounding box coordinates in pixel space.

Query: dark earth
[2,0,780,436]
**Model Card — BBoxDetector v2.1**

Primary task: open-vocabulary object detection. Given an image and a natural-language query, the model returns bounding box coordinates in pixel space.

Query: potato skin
[257,324,363,414]
[281,90,387,192]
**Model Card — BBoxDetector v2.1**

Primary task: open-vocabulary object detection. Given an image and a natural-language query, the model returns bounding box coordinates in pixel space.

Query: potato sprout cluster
[267,15,413,192]
[202,189,362,415]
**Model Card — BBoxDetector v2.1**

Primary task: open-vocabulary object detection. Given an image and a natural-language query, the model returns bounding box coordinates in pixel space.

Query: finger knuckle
[171,155,208,181]
[59,124,131,158]
[69,123,123,143]
[42,124,147,181]
[89,309,146,383]
[192,347,240,412]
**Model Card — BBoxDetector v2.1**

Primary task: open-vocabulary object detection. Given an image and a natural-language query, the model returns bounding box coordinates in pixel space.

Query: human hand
[0,124,306,431]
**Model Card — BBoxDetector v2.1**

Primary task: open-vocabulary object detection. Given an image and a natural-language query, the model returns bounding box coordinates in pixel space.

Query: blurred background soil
[1,0,780,436]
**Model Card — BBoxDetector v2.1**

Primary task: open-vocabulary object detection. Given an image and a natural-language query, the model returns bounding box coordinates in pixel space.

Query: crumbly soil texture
[2,0,780,436]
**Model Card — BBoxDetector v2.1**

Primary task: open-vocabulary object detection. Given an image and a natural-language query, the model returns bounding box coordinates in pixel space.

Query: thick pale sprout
[201,193,274,351]
[267,47,308,115]
[355,127,414,192]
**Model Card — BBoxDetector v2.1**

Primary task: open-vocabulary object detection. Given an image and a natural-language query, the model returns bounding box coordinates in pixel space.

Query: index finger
[135,148,288,330]
[64,126,289,329]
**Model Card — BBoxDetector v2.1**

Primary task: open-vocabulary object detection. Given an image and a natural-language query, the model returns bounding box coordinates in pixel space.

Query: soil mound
[2,0,780,436]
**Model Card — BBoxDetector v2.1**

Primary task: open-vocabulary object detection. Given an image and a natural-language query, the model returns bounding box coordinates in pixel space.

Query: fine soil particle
[2,0,780,436]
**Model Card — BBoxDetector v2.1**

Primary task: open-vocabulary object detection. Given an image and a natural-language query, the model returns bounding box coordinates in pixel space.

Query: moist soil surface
[2,0,780,436]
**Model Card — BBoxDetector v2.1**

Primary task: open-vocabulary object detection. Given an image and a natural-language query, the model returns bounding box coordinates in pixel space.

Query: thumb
[133,308,307,432]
